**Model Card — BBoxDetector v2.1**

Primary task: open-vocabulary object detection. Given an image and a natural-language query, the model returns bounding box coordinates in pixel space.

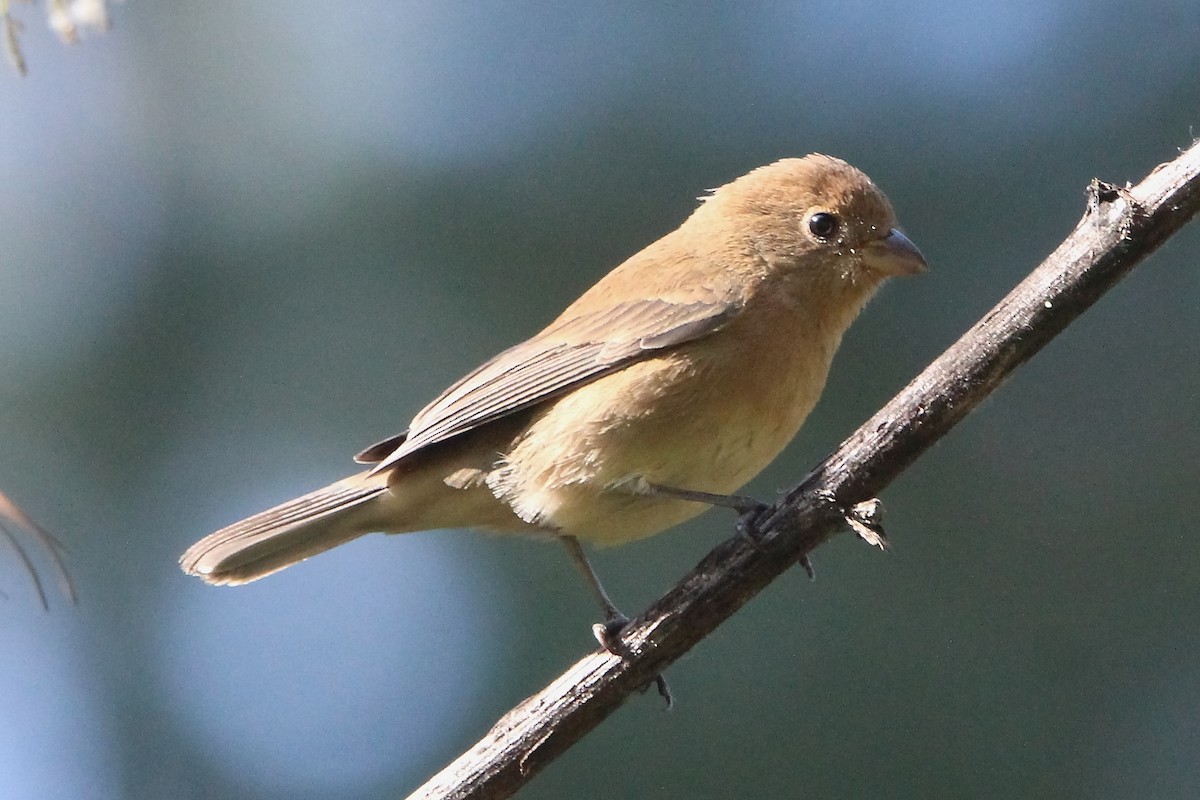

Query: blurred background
[2,3,1198,798]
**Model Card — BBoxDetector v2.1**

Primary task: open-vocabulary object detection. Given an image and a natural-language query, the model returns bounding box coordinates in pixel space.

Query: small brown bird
[181,154,925,635]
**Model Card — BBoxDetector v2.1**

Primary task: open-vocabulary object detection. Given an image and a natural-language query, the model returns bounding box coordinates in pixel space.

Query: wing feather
[369,298,739,471]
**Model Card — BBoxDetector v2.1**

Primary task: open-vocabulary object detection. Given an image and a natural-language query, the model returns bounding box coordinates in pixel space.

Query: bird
[180,154,926,646]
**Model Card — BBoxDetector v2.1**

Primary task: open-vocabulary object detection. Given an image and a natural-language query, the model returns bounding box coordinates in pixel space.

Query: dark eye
[807,212,839,240]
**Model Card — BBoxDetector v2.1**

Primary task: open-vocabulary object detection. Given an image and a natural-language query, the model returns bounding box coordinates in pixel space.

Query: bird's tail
[180,471,392,586]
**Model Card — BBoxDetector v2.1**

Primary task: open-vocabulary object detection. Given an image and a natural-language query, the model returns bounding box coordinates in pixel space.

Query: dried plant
[0,489,75,608]
[4,0,113,76]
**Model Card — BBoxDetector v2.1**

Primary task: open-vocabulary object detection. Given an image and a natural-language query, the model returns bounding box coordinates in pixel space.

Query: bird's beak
[861,228,928,276]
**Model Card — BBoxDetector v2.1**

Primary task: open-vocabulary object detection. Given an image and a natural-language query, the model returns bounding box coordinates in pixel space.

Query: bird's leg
[635,480,814,579]
[560,535,672,708]
[630,481,763,515]
[561,534,625,630]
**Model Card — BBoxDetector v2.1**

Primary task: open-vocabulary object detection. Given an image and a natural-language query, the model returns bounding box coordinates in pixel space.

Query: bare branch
[0,489,76,609]
[3,0,113,76]
[408,141,1200,800]
[3,0,28,76]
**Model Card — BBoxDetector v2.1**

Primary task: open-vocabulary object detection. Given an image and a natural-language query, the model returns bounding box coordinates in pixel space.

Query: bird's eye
[807,212,839,240]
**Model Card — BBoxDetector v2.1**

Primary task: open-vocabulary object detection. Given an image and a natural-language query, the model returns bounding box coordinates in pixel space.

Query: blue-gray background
[2,3,1198,799]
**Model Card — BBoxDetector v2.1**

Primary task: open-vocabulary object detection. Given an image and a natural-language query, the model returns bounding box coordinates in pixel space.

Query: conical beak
[861,228,928,276]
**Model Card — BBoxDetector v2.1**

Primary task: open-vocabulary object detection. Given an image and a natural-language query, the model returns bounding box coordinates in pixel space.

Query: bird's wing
[364,297,740,472]
[354,431,408,464]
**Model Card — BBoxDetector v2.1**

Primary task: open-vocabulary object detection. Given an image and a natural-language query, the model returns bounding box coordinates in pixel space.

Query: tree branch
[407,141,1200,800]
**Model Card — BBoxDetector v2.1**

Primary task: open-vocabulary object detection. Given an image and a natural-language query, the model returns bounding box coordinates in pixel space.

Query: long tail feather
[181,471,390,586]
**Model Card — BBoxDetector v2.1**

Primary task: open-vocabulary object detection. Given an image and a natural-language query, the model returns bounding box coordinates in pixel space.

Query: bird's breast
[486,297,842,545]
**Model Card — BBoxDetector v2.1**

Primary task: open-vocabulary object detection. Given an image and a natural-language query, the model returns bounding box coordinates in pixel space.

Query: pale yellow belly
[486,333,832,546]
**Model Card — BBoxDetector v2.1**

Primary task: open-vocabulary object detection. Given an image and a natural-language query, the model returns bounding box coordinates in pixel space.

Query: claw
[734,501,772,550]
[593,614,673,708]
[653,674,674,709]
[592,613,633,657]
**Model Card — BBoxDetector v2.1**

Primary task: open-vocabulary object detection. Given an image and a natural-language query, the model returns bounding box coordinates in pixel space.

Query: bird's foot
[732,498,771,550]
[591,612,633,657]
[731,497,814,577]
[592,613,673,709]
